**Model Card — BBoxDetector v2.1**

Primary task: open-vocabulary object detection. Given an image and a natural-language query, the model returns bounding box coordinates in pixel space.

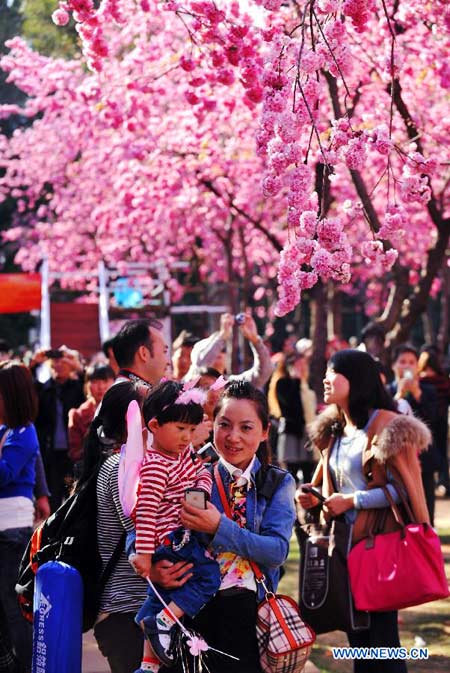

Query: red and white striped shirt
[135,448,212,554]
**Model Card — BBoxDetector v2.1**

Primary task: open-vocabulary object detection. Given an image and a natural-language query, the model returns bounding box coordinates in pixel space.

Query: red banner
[0,273,41,313]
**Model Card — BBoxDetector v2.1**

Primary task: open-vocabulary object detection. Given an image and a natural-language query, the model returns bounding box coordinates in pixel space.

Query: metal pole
[98,261,110,343]
[39,257,51,348]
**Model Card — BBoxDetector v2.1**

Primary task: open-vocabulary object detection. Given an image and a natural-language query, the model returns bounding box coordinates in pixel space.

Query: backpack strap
[98,531,127,589]
[255,464,287,500]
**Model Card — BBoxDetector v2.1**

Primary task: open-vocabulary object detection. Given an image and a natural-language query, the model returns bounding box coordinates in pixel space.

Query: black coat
[275,376,305,437]
[387,380,439,472]
[35,377,85,456]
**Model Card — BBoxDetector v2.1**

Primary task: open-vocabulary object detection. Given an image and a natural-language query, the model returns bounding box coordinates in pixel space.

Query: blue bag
[32,561,82,673]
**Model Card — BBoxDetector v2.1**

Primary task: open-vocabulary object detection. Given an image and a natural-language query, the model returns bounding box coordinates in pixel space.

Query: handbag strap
[381,486,406,528]
[213,464,265,583]
[214,464,300,650]
[389,475,416,523]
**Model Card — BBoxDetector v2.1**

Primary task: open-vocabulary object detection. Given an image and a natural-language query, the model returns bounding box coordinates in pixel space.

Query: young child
[129,380,221,673]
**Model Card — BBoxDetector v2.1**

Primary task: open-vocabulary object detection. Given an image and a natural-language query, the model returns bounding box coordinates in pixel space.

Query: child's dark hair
[213,380,271,467]
[143,380,204,426]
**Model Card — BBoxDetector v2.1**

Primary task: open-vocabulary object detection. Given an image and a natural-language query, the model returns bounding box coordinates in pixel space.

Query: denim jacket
[209,458,296,601]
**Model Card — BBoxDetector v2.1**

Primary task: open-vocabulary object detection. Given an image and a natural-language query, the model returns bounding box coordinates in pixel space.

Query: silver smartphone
[185,488,207,509]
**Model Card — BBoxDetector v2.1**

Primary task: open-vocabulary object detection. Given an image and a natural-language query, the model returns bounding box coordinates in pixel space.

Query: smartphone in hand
[301,485,326,503]
[185,488,207,509]
[196,442,218,463]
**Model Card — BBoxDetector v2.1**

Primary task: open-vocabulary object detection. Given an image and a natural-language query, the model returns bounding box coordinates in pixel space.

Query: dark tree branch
[324,71,382,233]
[349,170,383,233]
[387,225,450,347]
[376,263,410,332]
[390,78,450,234]
[198,176,283,252]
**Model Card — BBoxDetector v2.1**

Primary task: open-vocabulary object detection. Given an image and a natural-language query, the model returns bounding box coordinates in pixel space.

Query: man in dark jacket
[388,344,439,525]
[34,348,85,511]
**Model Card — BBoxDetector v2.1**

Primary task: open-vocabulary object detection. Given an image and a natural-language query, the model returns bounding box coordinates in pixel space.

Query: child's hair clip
[209,375,227,392]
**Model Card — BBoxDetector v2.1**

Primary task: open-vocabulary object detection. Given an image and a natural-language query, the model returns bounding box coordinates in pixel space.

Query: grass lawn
[278,500,450,673]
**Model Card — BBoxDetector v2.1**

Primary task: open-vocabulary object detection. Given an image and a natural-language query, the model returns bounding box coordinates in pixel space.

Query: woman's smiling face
[323,367,350,406]
[213,398,269,471]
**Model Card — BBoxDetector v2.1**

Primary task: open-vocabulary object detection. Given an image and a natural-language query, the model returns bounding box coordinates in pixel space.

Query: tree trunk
[327,284,342,339]
[437,258,449,356]
[422,309,435,346]
[309,280,328,404]
[386,226,449,348]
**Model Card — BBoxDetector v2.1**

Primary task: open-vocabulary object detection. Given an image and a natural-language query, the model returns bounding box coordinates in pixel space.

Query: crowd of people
[0,314,448,673]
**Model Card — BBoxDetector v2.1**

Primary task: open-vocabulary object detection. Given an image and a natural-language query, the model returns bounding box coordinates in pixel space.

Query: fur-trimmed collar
[308,406,432,460]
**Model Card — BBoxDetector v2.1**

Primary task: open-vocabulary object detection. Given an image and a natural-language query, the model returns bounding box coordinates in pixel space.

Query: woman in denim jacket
[178,381,296,673]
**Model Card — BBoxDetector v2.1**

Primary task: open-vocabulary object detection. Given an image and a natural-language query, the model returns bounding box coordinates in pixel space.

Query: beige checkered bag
[214,465,315,673]
[255,577,315,673]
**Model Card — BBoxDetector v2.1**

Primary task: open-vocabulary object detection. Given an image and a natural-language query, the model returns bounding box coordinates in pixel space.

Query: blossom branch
[198,177,283,252]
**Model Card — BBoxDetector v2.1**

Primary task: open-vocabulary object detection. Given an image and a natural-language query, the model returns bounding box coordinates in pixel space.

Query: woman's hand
[239,314,259,345]
[151,560,193,589]
[323,493,354,516]
[296,484,320,509]
[180,500,221,535]
[192,416,213,449]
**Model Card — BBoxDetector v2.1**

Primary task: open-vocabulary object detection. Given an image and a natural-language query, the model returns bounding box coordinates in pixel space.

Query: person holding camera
[127,380,221,672]
[387,344,438,524]
[32,346,85,511]
[185,312,273,389]
[68,363,116,465]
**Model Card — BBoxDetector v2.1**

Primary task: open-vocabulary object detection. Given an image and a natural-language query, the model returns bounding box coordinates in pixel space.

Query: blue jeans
[0,527,33,672]
[136,528,221,621]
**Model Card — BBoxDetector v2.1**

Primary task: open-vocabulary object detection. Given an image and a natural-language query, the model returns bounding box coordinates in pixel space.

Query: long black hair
[329,349,397,431]
[78,381,144,485]
[213,380,271,467]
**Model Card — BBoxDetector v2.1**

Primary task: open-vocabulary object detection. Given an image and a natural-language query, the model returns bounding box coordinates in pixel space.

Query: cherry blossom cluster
[0,0,448,319]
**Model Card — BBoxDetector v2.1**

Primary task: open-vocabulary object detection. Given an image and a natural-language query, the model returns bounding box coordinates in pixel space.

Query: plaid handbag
[254,570,315,673]
[215,466,315,673]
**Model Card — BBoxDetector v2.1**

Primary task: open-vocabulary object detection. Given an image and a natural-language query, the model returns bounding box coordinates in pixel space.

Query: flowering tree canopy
[0,0,449,339]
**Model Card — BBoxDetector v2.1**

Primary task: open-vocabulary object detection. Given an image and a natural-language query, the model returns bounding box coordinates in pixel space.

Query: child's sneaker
[142,615,177,666]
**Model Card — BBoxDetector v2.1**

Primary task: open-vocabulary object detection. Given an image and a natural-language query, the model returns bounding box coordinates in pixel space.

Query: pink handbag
[348,487,449,612]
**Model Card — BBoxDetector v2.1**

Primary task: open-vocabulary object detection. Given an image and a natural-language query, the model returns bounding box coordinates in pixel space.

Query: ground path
[83,499,450,673]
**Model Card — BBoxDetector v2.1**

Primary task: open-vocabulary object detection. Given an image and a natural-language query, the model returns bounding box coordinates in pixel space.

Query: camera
[45,349,64,359]
[403,369,414,381]
[235,313,246,325]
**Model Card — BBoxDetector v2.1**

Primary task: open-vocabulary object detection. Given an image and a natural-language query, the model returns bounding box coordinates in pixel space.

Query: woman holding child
[93,379,295,673]
[173,380,297,673]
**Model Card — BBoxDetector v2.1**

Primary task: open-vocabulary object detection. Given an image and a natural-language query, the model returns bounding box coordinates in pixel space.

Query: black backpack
[16,460,125,632]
